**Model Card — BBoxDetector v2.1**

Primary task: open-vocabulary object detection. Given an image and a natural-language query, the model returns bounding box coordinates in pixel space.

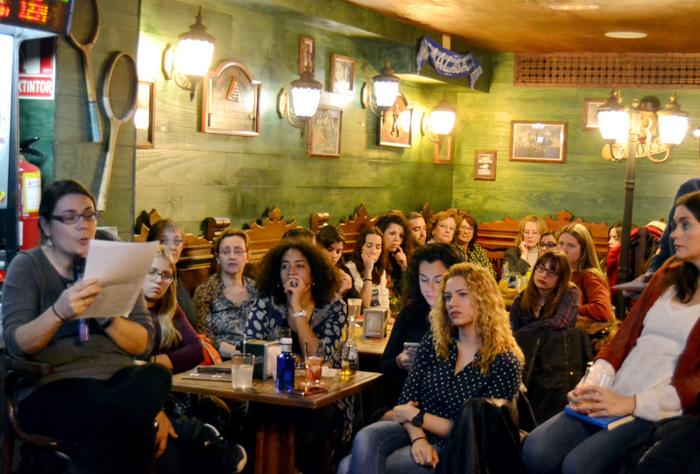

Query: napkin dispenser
[243,339,281,379]
[363,308,388,338]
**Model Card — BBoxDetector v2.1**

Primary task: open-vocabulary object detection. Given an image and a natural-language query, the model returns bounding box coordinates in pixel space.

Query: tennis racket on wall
[67,0,102,142]
[96,52,138,211]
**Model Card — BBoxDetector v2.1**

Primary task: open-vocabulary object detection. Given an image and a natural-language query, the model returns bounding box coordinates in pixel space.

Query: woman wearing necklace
[194,230,257,353]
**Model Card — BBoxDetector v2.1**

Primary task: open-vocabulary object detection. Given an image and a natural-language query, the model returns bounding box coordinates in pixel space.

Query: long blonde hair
[152,246,182,350]
[430,263,524,375]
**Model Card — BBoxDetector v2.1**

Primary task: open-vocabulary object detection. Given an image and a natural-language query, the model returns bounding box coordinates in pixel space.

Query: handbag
[199,335,222,366]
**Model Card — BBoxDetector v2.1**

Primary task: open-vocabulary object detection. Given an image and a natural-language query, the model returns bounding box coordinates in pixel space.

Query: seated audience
[557,224,612,322]
[339,263,523,473]
[194,230,257,352]
[316,225,359,301]
[378,243,464,409]
[406,211,427,247]
[606,221,626,300]
[453,212,496,278]
[428,210,459,244]
[505,215,547,275]
[510,252,579,334]
[539,230,558,253]
[244,239,347,474]
[148,219,197,327]
[346,227,390,309]
[377,212,413,310]
[522,190,700,474]
[1,180,170,473]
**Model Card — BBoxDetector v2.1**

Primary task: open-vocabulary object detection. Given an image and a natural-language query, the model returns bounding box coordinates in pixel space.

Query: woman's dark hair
[282,228,315,242]
[256,239,341,306]
[38,180,95,238]
[147,219,185,243]
[402,243,464,315]
[213,229,249,254]
[376,212,413,275]
[458,213,479,251]
[520,252,574,320]
[350,227,388,285]
[316,225,346,265]
[661,190,700,302]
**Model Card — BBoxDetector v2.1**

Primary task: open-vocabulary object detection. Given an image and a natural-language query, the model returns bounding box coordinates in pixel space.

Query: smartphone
[403,342,420,351]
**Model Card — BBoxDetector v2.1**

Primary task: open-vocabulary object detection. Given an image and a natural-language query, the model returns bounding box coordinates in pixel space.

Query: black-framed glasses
[220,248,246,256]
[146,268,174,283]
[535,265,559,278]
[539,242,557,250]
[160,238,184,247]
[50,210,99,224]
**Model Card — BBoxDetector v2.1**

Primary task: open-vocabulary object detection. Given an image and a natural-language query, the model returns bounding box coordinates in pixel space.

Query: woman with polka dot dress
[338,263,523,474]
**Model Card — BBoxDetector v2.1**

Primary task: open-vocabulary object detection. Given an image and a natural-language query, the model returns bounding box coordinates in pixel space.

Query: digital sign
[0,0,73,35]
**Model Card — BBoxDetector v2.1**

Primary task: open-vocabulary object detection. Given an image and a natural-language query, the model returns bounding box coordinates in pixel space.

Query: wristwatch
[411,409,426,428]
[292,309,307,319]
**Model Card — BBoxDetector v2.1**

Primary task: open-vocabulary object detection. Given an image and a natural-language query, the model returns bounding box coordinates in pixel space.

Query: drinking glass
[347,298,361,321]
[569,366,614,413]
[231,354,255,389]
[303,340,326,385]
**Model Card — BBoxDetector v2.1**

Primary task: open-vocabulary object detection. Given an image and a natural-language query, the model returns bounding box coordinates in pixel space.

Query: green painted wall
[452,53,700,227]
[19,99,55,180]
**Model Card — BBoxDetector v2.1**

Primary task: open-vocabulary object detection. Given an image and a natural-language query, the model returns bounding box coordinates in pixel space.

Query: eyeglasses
[50,210,99,224]
[146,268,174,283]
[160,238,184,247]
[539,242,557,250]
[220,248,246,256]
[535,265,559,278]
[523,231,540,237]
[462,226,474,232]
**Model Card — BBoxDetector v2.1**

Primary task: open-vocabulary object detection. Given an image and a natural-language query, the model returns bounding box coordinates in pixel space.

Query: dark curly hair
[256,239,341,306]
[376,212,413,268]
[403,243,464,315]
[350,227,388,285]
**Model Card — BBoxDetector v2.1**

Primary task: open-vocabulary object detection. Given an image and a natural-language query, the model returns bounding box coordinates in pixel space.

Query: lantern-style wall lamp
[597,89,689,319]
[276,65,323,136]
[162,7,216,101]
[360,59,401,122]
[420,94,456,145]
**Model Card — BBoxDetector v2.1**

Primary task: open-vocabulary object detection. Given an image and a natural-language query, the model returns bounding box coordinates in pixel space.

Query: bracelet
[411,436,427,445]
[363,278,372,282]
[51,305,67,322]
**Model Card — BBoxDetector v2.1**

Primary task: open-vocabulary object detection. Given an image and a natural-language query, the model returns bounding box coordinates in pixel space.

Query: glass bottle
[341,316,358,376]
[276,337,295,391]
[499,261,510,296]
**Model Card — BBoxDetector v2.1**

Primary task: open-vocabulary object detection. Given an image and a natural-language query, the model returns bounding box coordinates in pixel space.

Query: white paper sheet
[77,240,159,319]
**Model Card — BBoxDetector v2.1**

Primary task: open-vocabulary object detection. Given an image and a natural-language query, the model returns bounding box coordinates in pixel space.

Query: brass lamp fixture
[597,89,689,319]
[277,65,323,136]
[420,94,456,145]
[162,6,217,101]
[361,59,401,122]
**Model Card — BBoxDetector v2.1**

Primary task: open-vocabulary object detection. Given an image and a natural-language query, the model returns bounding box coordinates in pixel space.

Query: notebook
[564,406,634,430]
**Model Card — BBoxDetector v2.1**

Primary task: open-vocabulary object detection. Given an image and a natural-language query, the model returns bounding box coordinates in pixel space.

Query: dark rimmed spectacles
[539,242,557,250]
[146,268,174,283]
[50,210,99,224]
[535,265,559,278]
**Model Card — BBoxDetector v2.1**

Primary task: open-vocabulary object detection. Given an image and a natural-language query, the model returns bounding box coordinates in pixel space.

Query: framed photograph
[299,35,315,75]
[433,136,452,164]
[135,79,155,148]
[330,54,355,95]
[583,99,606,131]
[378,92,412,148]
[308,106,343,158]
[509,121,567,163]
[474,150,496,180]
[202,60,262,137]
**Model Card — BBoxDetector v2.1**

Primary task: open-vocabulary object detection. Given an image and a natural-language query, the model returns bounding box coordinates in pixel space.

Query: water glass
[231,354,255,389]
[581,366,614,390]
[303,340,326,384]
[347,298,361,321]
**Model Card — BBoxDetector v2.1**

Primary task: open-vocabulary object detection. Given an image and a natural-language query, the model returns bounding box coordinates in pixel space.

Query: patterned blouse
[456,243,497,279]
[193,273,258,350]
[399,333,522,447]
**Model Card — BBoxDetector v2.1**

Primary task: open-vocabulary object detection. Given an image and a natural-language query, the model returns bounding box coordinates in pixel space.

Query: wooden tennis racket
[96,52,138,211]
[67,0,102,142]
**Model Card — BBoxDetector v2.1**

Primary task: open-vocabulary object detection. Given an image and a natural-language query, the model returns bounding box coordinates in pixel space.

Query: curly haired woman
[338,263,523,474]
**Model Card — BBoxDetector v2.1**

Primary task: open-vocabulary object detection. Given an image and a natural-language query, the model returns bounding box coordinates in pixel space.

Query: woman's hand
[393,401,420,424]
[338,272,353,296]
[518,240,529,257]
[361,248,378,274]
[392,247,408,271]
[154,411,178,458]
[397,347,418,371]
[410,438,439,467]
[572,386,635,418]
[283,275,310,308]
[54,277,102,321]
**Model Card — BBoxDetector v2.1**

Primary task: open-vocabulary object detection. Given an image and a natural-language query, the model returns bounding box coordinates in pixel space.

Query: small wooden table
[172,365,381,474]
[356,323,392,357]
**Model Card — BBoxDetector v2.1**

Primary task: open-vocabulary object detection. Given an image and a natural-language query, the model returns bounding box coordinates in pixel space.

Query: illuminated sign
[0,0,73,35]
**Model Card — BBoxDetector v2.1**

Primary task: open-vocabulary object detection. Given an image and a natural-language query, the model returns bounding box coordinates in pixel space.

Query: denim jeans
[522,411,652,474]
[337,421,444,474]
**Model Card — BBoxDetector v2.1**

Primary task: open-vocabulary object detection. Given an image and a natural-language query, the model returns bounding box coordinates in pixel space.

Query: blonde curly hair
[430,263,524,374]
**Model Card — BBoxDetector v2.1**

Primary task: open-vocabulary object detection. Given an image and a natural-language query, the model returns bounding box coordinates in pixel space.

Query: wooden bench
[244,207,298,265]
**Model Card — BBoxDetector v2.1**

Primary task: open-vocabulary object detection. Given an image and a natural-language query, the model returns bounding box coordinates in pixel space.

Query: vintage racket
[96,52,138,211]
[67,0,102,142]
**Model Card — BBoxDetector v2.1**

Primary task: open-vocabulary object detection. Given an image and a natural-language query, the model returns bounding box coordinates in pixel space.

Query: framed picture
[202,60,262,137]
[509,121,567,163]
[135,79,155,148]
[299,35,315,75]
[330,54,355,95]
[583,98,606,131]
[433,136,452,164]
[378,92,412,148]
[474,150,496,180]
[308,106,343,158]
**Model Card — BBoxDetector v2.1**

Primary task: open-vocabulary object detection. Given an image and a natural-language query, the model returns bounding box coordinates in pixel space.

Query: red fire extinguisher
[18,138,42,251]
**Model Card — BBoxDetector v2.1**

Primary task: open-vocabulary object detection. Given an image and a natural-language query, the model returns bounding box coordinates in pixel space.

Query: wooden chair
[244,207,297,265]
[203,217,231,242]
[338,204,377,256]
[310,212,330,234]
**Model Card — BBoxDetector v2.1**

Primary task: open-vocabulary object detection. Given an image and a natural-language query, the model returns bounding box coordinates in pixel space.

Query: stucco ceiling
[342,0,700,54]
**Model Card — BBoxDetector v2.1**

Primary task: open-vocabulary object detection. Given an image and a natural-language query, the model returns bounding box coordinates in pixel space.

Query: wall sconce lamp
[597,89,689,319]
[420,94,456,144]
[276,65,323,136]
[162,6,216,101]
[360,59,401,122]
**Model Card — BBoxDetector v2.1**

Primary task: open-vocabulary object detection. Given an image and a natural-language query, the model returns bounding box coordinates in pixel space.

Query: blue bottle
[276,337,295,391]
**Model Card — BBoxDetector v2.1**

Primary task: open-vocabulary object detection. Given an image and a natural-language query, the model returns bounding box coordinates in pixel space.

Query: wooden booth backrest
[244,207,297,265]
[337,204,378,256]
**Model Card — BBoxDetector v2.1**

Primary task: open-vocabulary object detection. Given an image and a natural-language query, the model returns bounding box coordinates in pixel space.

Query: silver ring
[290,281,298,288]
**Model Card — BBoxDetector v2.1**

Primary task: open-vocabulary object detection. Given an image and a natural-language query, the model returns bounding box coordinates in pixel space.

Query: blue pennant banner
[416,36,482,88]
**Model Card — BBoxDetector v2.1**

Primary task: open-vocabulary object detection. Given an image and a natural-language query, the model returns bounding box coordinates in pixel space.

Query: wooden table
[356,323,392,357]
[172,364,381,474]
